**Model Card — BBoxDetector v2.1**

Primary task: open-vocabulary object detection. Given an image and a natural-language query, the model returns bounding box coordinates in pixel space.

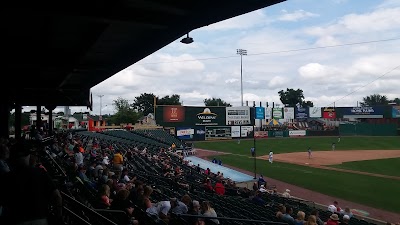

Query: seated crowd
[0,129,396,225]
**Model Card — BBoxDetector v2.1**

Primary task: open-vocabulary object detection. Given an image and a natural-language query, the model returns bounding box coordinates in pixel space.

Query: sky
[63,0,400,115]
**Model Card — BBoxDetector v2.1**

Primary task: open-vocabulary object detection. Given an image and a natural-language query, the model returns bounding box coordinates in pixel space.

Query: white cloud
[202,9,271,31]
[69,1,400,115]
[278,9,319,22]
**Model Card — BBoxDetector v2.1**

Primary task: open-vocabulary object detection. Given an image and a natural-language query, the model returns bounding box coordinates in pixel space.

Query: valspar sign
[289,130,306,136]
[226,106,251,125]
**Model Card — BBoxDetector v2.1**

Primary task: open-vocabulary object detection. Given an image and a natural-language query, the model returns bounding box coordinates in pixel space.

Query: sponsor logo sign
[284,107,294,120]
[295,107,309,119]
[289,130,306,136]
[231,126,241,137]
[392,106,400,118]
[163,106,185,122]
[241,126,253,138]
[226,107,251,125]
[322,107,336,118]
[196,108,219,125]
[273,108,283,119]
[255,107,265,119]
[254,131,268,138]
[309,107,322,118]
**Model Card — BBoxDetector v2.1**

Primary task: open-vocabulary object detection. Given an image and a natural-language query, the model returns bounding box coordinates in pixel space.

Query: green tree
[157,94,182,105]
[131,93,156,116]
[204,97,232,106]
[360,94,389,106]
[302,100,314,107]
[390,97,400,105]
[278,88,313,107]
[110,97,141,124]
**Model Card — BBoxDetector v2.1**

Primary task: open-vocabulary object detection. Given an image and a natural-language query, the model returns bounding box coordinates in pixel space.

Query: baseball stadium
[1,1,400,225]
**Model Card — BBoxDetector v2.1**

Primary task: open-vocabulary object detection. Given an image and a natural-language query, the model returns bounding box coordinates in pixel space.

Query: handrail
[63,206,92,225]
[45,150,67,177]
[175,213,288,225]
[61,191,118,225]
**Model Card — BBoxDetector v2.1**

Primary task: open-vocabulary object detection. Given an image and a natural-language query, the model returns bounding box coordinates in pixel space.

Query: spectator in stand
[282,189,291,198]
[170,196,189,214]
[341,207,353,218]
[113,149,124,171]
[258,175,266,187]
[310,209,324,225]
[146,200,171,224]
[252,182,258,191]
[121,168,136,184]
[74,144,84,167]
[214,180,225,195]
[251,191,266,206]
[0,141,62,225]
[187,200,202,225]
[281,205,295,225]
[0,143,10,174]
[276,204,286,219]
[340,215,350,225]
[328,201,341,213]
[137,185,153,210]
[295,211,306,225]
[259,184,268,193]
[326,214,340,225]
[201,201,220,225]
[98,184,112,208]
[305,215,318,225]
[110,189,138,225]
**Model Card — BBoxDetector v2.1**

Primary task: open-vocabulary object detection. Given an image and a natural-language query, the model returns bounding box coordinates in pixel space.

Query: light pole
[98,94,104,120]
[237,49,247,106]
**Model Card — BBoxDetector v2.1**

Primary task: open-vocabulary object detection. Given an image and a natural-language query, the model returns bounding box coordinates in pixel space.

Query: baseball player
[308,147,312,159]
[269,151,273,163]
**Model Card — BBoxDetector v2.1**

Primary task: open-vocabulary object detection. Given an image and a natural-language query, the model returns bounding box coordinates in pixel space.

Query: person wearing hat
[326,214,340,225]
[340,215,350,225]
[0,141,63,225]
[282,189,291,198]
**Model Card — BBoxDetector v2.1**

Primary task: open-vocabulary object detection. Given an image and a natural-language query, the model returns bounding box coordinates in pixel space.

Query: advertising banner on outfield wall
[254,131,268,138]
[309,107,322,118]
[341,106,384,115]
[176,127,194,140]
[265,107,272,119]
[231,126,241,137]
[226,106,251,125]
[289,130,306,136]
[295,107,309,119]
[392,106,400,118]
[273,108,283,119]
[284,107,295,120]
[241,126,254,138]
[322,107,336,118]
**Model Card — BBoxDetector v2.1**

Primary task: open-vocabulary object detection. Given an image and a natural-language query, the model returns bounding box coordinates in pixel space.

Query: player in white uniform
[268,151,273,163]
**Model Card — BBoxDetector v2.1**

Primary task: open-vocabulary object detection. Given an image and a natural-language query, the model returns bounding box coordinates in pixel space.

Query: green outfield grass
[329,158,400,177]
[195,136,400,156]
[214,154,400,213]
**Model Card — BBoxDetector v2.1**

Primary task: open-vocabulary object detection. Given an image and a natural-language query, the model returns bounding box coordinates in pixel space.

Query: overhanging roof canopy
[2,0,285,107]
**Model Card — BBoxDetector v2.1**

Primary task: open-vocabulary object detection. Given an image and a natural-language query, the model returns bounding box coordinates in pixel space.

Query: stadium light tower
[98,94,104,119]
[237,49,247,106]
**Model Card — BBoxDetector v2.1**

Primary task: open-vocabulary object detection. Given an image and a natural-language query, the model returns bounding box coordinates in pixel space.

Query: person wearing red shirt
[214,180,225,195]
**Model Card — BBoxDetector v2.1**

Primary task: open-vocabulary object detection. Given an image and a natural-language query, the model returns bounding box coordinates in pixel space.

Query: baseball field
[194,136,400,214]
